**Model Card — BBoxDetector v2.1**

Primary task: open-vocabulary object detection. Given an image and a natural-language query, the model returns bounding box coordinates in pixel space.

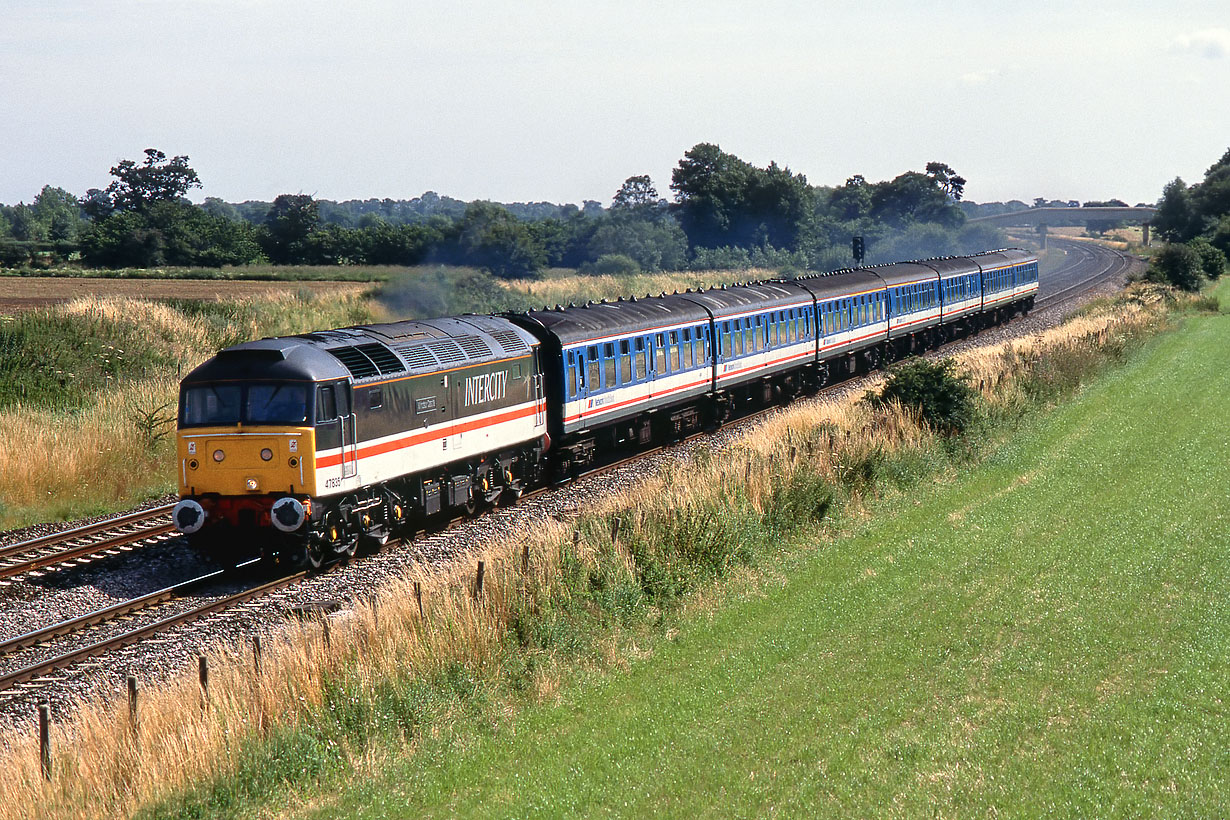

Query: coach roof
[519,295,711,346]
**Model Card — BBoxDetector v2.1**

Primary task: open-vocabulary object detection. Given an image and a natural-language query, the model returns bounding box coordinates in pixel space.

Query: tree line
[1,145,1008,275]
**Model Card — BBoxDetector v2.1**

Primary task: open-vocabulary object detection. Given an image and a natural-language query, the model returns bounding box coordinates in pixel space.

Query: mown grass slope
[302,296,1230,817]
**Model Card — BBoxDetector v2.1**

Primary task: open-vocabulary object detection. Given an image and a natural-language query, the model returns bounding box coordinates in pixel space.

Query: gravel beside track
[0,246,1143,735]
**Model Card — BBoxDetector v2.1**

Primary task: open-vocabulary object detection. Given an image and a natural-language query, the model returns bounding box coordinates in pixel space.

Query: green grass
[281,293,1230,817]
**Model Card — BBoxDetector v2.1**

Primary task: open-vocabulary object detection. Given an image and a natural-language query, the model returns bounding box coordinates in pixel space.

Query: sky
[2,0,1228,209]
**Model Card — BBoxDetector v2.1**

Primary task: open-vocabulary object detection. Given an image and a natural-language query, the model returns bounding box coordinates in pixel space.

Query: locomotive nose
[174,499,207,534]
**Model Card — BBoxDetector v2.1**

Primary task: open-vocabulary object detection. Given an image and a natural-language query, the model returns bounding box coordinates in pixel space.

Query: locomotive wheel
[304,538,326,570]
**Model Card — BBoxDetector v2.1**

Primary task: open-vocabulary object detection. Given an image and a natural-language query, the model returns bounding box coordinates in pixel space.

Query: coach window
[654,333,667,374]
[620,340,632,385]
[633,337,648,380]
[566,351,578,397]
[604,343,616,388]
[682,328,694,368]
[666,330,678,371]
[587,346,600,393]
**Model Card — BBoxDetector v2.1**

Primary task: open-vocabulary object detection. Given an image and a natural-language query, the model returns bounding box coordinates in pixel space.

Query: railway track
[0,240,1129,698]
[1028,237,1141,312]
[0,504,176,582]
[0,569,302,692]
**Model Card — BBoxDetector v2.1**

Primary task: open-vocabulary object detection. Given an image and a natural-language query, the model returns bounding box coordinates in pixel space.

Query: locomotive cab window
[368,387,383,411]
[182,382,316,427]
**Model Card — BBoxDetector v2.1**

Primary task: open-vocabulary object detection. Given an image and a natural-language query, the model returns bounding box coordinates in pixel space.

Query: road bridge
[968,206,1158,248]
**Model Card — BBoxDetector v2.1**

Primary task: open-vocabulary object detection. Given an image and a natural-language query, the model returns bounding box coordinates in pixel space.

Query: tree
[612,175,663,212]
[262,194,321,264]
[924,162,966,200]
[455,201,546,278]
[31,186,86,241]
[1145,243,1205,291]
[870,171,964,229]
[827,175,873,221]
[1152,178,1197,242]
[1188,237,1226,280]
[101,149,201,214]
[1190,147,1230,226]
[670,143,813,252]
[587,214,688,271]
[670,143,753,249]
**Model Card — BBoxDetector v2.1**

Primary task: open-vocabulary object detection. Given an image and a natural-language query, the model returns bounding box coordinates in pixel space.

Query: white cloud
[1170,28,1230,59]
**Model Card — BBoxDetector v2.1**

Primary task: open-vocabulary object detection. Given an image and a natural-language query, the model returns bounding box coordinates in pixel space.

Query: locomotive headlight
[260,448,273,461]
[213,449,225,463]
[245,477,260,491]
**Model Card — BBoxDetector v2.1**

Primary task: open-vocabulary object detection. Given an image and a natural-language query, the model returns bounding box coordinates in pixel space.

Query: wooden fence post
[127,675,138,738]
[610,517,620,545]
[521,541,530,574]
[198,655,209,713]
[321,615,331,649]
[252,635,262,675]
[414,581,423,619]
[474,560,485,599]
[39,702,51,781]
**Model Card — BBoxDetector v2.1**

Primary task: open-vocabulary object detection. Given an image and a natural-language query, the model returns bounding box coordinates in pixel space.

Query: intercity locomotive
[174,248,1038,567]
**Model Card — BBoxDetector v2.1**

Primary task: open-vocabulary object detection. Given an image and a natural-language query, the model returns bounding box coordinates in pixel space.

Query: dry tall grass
[0,377,178,519]
[0,287,1177,819]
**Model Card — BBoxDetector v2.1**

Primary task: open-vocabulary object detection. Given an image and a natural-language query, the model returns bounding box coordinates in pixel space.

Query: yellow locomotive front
[172,338,351,566]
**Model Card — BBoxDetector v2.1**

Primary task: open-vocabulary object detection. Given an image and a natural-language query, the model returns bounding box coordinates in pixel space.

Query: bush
[865,357,978,436]
[582,254,641,276]
[1145,243,1206,292]
[1189,237,1226,280]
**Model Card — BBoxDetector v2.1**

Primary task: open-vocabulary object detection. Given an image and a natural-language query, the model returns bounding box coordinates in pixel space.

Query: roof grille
[425,339,466,365]
[395,344,437,371]
[357,343,404,375]
[489,329,528,354]
[455,335,491,358]
[326,343,404,379]
[327,346,379,379]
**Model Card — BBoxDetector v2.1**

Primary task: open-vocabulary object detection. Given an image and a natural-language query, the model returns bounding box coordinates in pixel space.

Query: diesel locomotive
[173,248,1038,568]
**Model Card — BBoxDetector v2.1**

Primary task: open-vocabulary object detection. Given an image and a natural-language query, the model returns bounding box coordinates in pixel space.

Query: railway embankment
[0,278,1212,819]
